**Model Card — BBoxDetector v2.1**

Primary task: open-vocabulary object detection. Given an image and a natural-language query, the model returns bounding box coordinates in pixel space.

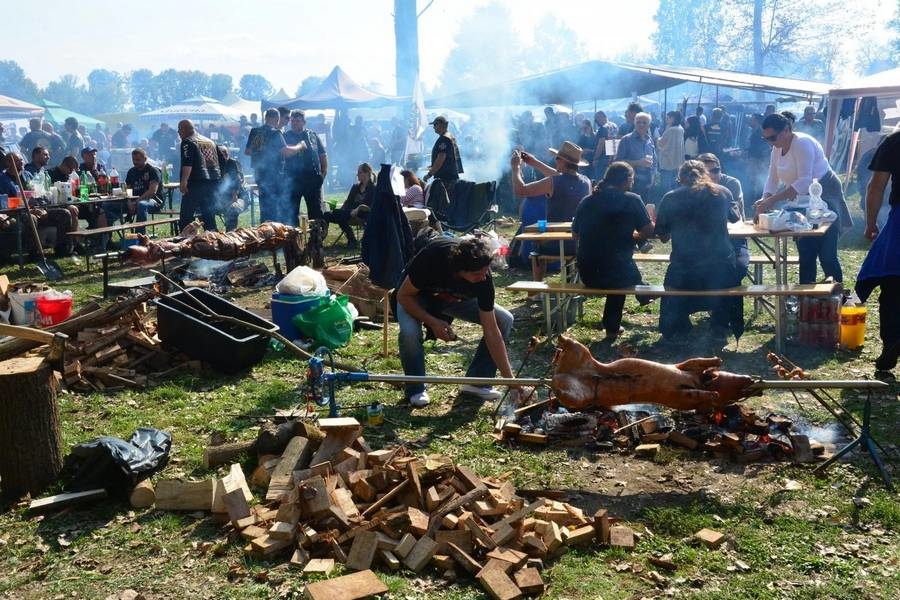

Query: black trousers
[179,180,218,231]
[288,172,324,226]
[879,276,900,352]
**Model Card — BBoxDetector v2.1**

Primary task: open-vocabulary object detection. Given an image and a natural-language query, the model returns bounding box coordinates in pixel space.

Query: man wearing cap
[510,141,592,280]
[423,116,463,186]
[614,112,657,202]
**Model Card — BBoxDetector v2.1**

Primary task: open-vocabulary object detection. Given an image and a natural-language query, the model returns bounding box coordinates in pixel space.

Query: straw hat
[549,141,588,167]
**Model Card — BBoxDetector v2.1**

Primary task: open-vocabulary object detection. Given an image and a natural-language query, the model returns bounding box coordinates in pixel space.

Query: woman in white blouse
[754,112,851,284]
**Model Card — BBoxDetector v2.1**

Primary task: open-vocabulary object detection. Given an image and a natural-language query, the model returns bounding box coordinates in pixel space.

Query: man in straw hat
[510,140,591,280]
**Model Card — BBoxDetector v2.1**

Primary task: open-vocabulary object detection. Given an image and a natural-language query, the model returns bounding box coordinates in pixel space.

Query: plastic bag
[293,294,354,349]
[60,428,173,494]
[275,266,328,296]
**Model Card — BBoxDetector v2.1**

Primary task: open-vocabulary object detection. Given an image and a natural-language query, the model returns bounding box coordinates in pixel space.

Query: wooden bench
[68,217,180,270]
[507,279,840,347]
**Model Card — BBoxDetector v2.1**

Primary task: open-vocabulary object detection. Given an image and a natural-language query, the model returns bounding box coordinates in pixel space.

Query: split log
[0,356,63,497]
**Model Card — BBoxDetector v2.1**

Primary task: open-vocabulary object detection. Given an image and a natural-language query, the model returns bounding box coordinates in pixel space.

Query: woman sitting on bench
[572,162,655,342]
[654,160,743,343]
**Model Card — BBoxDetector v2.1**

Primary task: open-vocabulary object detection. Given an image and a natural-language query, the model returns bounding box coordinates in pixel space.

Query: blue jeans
[397,297,514,399]
[797,222,841,283]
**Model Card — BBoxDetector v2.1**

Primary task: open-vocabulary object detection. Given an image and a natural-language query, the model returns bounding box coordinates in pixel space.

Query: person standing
[177,119,221,231]
[62,117,85,158]
[394,236,520,408]
[423,116,463,187]
[572,162,655,341]
[245,109,293,224]
[795,106,826,146]
[614,112,657,203]
[150,122,179,165]
[591,111,617,180]
[754,112,852,284]
[656,111,685,192]
[855,128,900,374]
[18,118,50,158]
[283,109,328,226]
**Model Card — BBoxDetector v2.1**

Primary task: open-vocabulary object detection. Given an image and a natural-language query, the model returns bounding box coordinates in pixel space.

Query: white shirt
[763,131,830,196]
[657,125,685,170]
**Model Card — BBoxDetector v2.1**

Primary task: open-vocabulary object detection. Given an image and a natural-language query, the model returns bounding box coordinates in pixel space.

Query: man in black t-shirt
[19,119,51,158]
[150,123,179,165]
[423,116,463,186]
[395,237,519,408]
[178,119,221,231]
[123,148,164,233]
[283,109,328,225]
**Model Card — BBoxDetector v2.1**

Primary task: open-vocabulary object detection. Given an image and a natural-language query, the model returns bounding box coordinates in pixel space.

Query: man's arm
[478,309,515,381]
[510,151,553,197]
[865,171,890,240]
[424,153,446,182]
[179,166,191,194]
[319,152,328,175]
[396,276,455,341]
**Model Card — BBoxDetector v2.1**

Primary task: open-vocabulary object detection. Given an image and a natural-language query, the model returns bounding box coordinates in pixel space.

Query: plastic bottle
[109,167,120,192]
[69,172,79,199]
[96,168,109,195]
[84,171,97,195]
[807,178,826,221]
[161,162,170,185]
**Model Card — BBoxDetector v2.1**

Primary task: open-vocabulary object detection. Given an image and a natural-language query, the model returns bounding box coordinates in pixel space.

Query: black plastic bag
[60,428,172,494]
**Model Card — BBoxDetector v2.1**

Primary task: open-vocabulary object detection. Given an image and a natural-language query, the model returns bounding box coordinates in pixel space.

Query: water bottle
[807,178,826,222]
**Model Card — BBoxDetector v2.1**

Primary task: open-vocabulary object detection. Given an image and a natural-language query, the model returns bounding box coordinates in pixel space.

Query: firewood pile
[496,396,830,465]
[322,264,389,320]
[153,417,634,599]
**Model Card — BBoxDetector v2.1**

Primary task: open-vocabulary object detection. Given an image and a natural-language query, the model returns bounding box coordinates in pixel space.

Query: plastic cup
[537,219,547,233]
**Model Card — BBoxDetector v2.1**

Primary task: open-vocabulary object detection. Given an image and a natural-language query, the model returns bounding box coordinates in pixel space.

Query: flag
[405,74,427,158]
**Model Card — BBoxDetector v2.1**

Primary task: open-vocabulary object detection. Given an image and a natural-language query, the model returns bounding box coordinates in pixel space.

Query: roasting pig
[551,335,759,411]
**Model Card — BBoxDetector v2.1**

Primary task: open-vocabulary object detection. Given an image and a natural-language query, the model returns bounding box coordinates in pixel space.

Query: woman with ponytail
[654,160,743,342]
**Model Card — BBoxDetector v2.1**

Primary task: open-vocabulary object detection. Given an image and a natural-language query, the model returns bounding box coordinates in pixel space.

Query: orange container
[6,195,21,209]
[839,305,867,349]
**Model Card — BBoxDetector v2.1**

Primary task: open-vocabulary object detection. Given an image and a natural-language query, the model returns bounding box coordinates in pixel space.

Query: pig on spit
[551,335,760,411]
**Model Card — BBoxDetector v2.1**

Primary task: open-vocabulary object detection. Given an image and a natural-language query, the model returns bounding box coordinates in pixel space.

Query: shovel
[10,160,63,281]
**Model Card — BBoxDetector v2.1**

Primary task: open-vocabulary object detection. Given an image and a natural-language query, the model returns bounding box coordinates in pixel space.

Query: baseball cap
[429,116,448,125]
[81,146,98,154]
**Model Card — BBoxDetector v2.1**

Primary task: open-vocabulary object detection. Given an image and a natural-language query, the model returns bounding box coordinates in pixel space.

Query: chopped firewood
[447,542,483,575]
[609,525,636,550]
[477,566,522,600]
[329,537,348,564]
[667,430,700,450]
[154,479,213,511]
[378,549,401,571]
[490,523,516,546]
[240,525,268,541]
[393,533,416,559]
[298,476,331,517]
[268,521,296,541]
[346,530,379,571]
[303,569,388,600]
[564,525,596,546]
[435,529,473,554]
[441,513,459,530]
[518,433,548,445]
[289,547,310,569]
[634,443,660,458]
[514,568,545,595]
[431,554,455,571]
[486,547,527,568]
[403,535,438,572]
[407,506,430,536]
[790,434,815,463]
[248,534,292,558]
[696,528,725,548]
[234,514,259,530]
[465,516,498,550]
[649,553,677,571]
[302,558,335,575]
[521,532,548,556]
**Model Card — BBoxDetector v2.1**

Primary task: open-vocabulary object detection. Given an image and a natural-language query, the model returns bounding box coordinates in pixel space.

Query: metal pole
[331,373,548,387]
[749,380,888,391]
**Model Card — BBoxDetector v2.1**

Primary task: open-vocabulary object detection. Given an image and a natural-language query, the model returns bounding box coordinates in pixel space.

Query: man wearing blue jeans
[395,237,518,408]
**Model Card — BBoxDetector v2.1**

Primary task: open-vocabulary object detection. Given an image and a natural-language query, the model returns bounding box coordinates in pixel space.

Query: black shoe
[605,326,625,342]
[875,340,900,372]
[346,239,358,250]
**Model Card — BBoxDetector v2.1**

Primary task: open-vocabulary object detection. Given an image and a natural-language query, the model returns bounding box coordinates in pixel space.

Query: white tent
[140,96,244,124]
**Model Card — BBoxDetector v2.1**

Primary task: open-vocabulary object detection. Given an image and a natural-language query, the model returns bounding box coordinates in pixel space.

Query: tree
[526,16,588,72]
[296,75,324,98]
[86,69,127,114]
[435,3,528,96]
[179,70,211,100]
[239,74,274,100]
[43,75,89,114]
[0,60,40,102]
[130,69,157,111]
[890,0,900,65]
[652,0,735,69]
[208,73,233,100]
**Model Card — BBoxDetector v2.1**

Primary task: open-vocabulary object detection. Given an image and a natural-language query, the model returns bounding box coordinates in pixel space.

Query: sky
[6,0,659,96]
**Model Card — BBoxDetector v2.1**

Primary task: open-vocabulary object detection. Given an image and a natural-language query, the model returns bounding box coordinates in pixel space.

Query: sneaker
[408,391,430,408]
[638,241,654,254]
[459,385,502,400]
[875,341,900,372]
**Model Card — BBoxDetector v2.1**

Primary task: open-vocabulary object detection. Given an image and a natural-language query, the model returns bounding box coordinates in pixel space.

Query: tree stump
[0,356,63,498]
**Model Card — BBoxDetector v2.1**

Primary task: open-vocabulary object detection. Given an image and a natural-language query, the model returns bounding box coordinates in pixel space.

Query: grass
[0,192,898,599]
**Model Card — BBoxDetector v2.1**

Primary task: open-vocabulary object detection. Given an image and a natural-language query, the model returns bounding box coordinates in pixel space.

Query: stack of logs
[154,417,635,599]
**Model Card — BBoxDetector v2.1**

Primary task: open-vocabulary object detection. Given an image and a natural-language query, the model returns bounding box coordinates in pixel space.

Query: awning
[269,66,408,110]
[37,99,105,129]
[0,94,44,120]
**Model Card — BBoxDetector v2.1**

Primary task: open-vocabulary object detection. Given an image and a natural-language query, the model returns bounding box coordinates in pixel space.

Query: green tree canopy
[239,74,274,101]
[0,60,40,102]
[208,73,233,100]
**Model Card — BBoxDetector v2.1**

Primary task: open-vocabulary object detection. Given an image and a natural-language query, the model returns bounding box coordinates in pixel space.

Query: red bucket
[36,294,73,327]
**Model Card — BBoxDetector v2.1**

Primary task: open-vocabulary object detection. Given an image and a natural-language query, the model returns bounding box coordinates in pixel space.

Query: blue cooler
[271,293,324,341]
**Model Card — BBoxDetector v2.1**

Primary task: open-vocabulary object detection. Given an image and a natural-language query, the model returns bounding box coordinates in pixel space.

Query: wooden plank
[345,530,378,572]
[492,499,546,530]
[330,487,361,520]
[268,521,296,541]
[435,529,473,554]
[271,436,313,482]
[609,525,636,550]
[378,549,401,571]
[302,558,335,575]
[303,569,388,600]
[406,459,424,509]
[514,568,545,595]
[360,479,409,518]
[28,488,107,513]
[289,547,310,569]
[310,427,362,466]
[402,535,439,572]
[393,532,416,558]
[486,547,527,568]
[593,508,610,544]
[298,476,331,517]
